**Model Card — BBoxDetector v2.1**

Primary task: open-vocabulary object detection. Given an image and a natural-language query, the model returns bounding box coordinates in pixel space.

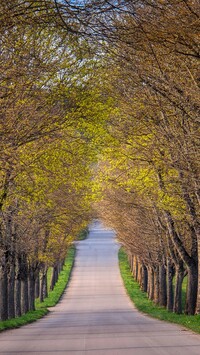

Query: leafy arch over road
[0,0,200,322]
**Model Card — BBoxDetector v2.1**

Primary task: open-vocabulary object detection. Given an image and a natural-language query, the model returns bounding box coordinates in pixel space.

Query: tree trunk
[0,263,8,321]
[55,265,59,283]
[165,210,198,314]
[43,270,48,298]
[50,265,58,291]
[21,254,29,315]
[58,261,62,274]
[21,277,29,315]
[129,253,134,273]
[195,232,200,314]
[131,254,134,274]
[15,277,21,317]
[159,264,167,307]
[35,273,40,299]
[134,257,138,281]
[140,263,148,292]
[153,266,159,304]
[178,171,200,314]
[148,267,154,300]
[40,266,48,302]
[29,268,35,311]
[173,262,184,314]
[138,261,142,287]
[8,262,15,319]
[166,260,174,312]
[185,263,198,315]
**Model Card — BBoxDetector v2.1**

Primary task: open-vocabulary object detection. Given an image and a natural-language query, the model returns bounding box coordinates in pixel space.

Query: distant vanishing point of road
[1,221,200,354]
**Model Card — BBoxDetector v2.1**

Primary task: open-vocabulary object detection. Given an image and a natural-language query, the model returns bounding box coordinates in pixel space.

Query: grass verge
[0,245,75,332]
[119,247,200,334]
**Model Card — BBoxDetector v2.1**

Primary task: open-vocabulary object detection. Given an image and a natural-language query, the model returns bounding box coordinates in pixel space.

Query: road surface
[1,221,200,354]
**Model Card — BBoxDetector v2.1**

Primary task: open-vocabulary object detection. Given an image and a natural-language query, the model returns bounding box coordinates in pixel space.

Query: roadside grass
[0,245,75,332]
[0,309,48,332]
[119,247,200,334]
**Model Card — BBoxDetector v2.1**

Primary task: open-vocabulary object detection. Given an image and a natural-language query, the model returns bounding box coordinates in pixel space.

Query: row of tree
[0,1,112,320]
[95,0,200,315]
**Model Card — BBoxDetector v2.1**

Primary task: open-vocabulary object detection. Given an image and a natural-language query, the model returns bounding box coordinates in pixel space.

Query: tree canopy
[0,0,199,320]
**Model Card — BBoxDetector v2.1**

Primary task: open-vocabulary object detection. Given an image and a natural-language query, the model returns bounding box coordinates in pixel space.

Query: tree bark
[138,261,142,286]
[196,234,200,314]
[129,253,134,273]
[134,256,138,281]
[166,259,174,312]
[40,265,48,302]
[21,277,29,315]
[15,254,22,317]
[178,170,200,315]
[159,263,167,307]
[140,263,148,292]
[173,262,184,314]
[8,262,15,319]
[50,265,58,291]
[153,266,159,304]
[35,273,40,299]
[15,277,21,317]
[21,254,29,315]
[185,263,198,315]
[165,210,198,313]
[0,262,8,321]
[29,267,36,311]
[148,267,154,300]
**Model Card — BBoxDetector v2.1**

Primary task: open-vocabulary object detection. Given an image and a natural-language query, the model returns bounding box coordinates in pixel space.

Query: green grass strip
[119,247,200,334]
[0,245,75,332]
[0,309,48,332]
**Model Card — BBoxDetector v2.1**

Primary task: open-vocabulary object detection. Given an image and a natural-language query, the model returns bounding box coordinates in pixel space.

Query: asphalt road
[1,221,200,354]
